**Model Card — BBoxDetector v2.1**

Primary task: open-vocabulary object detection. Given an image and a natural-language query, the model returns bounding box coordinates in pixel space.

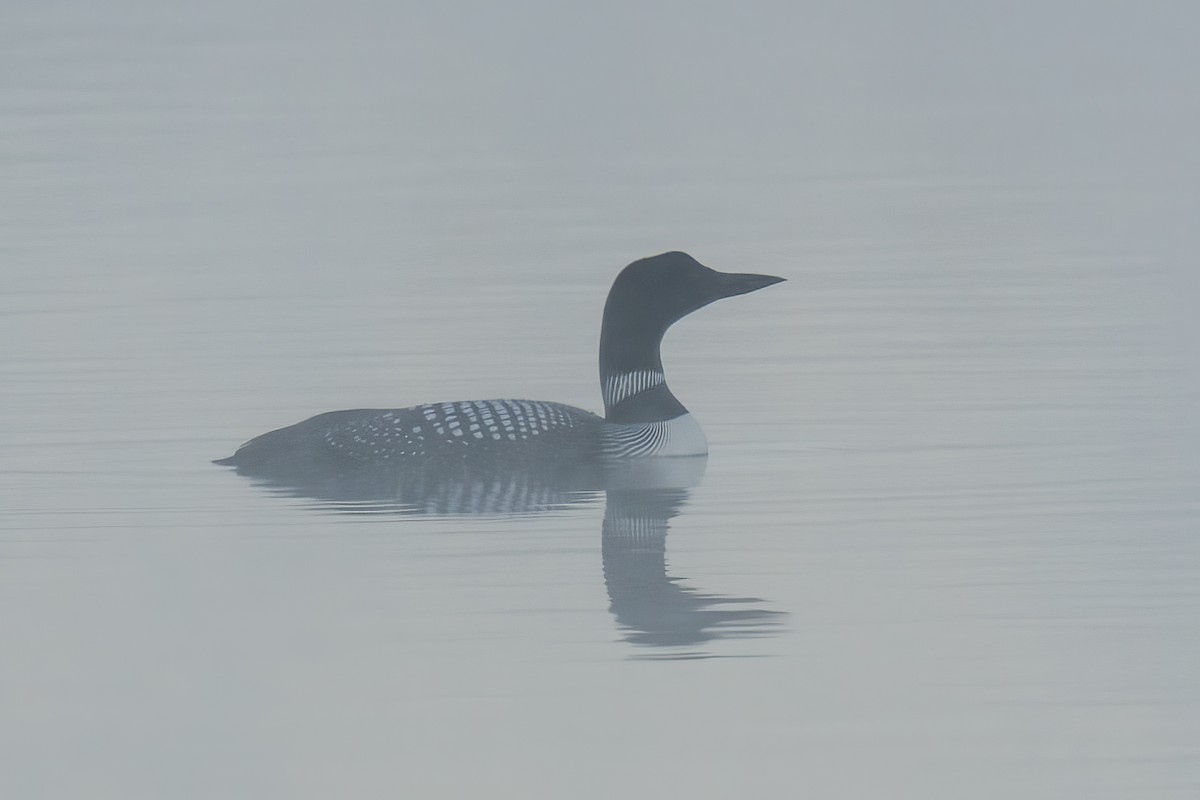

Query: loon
[215,252,783,474]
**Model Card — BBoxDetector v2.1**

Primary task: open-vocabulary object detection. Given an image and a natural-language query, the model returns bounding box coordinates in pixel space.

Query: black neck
[599,298,687,423]
[605,383,686,423]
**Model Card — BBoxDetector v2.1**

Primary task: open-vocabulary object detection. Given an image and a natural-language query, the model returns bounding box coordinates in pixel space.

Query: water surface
[2,3,1198,798]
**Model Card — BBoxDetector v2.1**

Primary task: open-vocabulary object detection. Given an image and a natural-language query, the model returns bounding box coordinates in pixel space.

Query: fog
[2,2,1198,798]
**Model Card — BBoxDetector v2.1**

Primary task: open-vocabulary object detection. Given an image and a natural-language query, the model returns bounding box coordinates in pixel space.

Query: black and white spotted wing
[319,399,604,462]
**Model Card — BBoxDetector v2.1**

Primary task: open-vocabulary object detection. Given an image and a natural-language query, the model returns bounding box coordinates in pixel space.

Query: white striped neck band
[602,370,666,408]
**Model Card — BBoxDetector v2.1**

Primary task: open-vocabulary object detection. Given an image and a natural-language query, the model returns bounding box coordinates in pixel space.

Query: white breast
[658,413,708,456]
[602,413,708,458]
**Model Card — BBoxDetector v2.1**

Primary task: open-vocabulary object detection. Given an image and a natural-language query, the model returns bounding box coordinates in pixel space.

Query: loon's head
[598,251,784,383]
[603,251,785,334]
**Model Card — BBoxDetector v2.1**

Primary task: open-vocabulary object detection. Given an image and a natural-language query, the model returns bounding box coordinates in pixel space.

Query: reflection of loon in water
[240,455,785,654]
[214,252,783,474]
[216,251,785,654]
[602,484,785,655]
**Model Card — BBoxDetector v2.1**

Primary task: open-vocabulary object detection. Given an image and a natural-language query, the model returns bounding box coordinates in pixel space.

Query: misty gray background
[2,2,1198,798]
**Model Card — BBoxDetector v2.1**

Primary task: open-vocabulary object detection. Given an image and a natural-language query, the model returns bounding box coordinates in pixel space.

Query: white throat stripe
[603,370,665,408]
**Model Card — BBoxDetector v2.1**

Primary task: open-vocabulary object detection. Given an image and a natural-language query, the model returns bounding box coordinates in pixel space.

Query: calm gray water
[3,3,1199,798]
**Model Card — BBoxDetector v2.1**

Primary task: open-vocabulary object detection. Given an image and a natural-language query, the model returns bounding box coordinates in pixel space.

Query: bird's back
[216,399,605,475]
